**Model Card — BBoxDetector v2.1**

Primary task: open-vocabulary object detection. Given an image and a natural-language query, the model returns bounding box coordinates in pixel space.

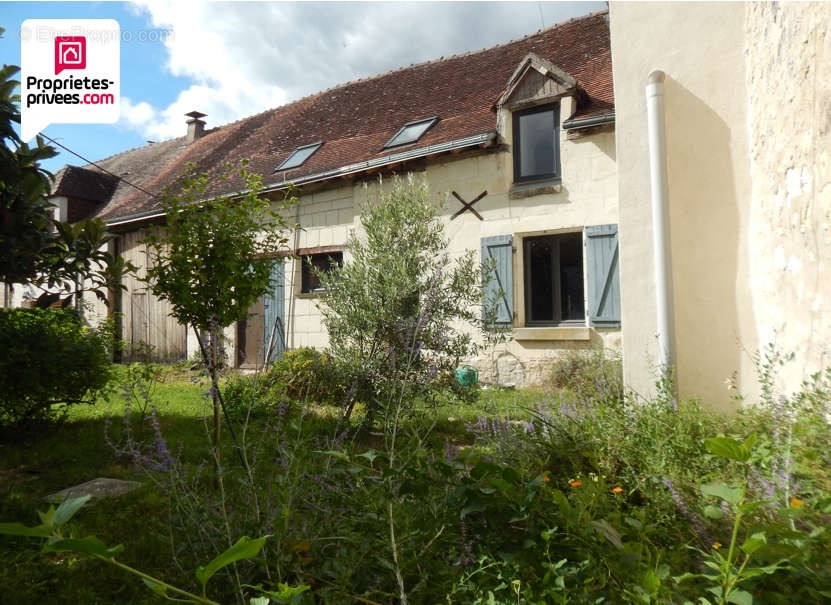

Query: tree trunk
[209,324,221,472]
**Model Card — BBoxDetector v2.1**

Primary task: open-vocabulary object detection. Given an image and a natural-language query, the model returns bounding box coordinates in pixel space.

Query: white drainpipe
[645,70,676,395]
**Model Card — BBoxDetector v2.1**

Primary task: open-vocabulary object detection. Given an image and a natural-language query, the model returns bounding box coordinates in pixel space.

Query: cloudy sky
[4,1,606,171]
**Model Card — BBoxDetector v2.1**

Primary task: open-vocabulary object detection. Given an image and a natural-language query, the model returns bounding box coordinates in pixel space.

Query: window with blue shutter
[585,224,621,327]
[481,235,513,326]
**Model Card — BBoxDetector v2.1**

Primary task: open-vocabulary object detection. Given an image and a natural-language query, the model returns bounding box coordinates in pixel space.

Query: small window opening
[276,141,322,171]
[301,252,343,293]
[513,104,560,183]
[384,116,438,148]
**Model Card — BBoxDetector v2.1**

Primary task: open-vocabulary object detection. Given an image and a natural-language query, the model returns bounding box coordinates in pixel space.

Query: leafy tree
[0,62,59,287]
[0,56,131,308]
[144,161,295,466]
[30,219,131,308]
[317,176,497,423]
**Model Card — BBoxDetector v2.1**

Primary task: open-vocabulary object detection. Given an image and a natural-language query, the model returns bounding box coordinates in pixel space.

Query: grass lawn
[0,366,209,604]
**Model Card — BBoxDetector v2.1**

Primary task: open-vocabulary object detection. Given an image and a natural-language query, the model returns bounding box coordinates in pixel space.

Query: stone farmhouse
[8,3,830,408]
[36,11,619,388]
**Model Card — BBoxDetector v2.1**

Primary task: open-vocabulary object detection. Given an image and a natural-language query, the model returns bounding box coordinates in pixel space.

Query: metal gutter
[103,132,496,228]
[106,207,168,227]
[562,113,615,130]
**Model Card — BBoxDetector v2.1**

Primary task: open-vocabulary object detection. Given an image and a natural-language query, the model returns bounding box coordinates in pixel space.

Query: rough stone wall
[745,2,831,392]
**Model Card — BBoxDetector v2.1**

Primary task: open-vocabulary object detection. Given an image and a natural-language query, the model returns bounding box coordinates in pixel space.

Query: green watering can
[455,364,479,387]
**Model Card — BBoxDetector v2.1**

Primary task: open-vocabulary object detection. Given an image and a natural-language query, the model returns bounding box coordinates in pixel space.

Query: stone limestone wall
[286,185,355,351]
[609,2,756,408]
[272,94,620,388]
[745,2,831,393]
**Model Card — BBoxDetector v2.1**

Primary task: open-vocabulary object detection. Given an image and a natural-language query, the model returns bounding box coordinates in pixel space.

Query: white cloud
[121,1,605,140]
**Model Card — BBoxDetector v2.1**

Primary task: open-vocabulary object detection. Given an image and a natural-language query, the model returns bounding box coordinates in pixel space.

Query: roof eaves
[104,131,497,228]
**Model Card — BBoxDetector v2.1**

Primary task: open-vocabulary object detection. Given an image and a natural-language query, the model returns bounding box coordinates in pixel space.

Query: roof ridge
[84,134,187,169]
[309,9,609,97]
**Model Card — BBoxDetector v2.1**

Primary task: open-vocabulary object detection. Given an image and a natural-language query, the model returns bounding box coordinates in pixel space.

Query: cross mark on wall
[450,190,487,221]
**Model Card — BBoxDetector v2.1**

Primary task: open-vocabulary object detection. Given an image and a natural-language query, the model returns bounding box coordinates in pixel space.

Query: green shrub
[0,308,113,427]
[222,372,294,422]
[317,177,491,421]
[263,347,348,405]
[548,349,623,402]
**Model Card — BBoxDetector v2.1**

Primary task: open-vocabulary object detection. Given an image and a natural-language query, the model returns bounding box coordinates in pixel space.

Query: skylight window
[384,117,438,148]
[276,141,322,171]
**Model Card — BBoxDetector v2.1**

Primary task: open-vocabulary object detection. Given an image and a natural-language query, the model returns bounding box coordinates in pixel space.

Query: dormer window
[276,141,322,171]
[513,103,560,183]
[384,116,438,148]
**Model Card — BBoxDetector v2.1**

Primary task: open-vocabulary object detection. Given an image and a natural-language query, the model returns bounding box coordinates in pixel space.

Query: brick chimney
[185,110,207,143]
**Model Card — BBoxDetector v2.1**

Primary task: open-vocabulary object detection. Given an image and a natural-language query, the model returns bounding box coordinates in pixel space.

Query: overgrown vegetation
[2,135,829,601]
[2,349,830,604]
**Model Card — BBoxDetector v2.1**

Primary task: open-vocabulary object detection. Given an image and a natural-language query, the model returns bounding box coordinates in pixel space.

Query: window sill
[296,292,325,299]
[509,178,562,200]
[513,326,590,341]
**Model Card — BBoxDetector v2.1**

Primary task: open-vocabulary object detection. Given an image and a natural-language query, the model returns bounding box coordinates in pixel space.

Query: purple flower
[662,477,714,544]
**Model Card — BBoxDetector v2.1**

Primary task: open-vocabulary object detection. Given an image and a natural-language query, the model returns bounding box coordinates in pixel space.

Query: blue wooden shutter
[263,261,285,362]
[585,224,621,327]
[481,235,513,326]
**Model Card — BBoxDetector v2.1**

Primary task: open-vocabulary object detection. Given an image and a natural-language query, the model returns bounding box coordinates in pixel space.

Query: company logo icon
[54,36,86,74]
[21,19,120,141]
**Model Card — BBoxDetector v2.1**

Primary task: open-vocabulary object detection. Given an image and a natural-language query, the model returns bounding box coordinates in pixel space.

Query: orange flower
[611,486,623,494]
[543,476,550,483]
[790,497,804,508]
[570,480,582,487]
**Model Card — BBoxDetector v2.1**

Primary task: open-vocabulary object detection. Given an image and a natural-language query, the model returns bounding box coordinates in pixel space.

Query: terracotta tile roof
[64,11,612,223]
[51,165,119,203]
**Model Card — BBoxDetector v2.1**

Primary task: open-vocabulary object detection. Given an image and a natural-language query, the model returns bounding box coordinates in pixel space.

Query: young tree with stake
[145,161,294,471]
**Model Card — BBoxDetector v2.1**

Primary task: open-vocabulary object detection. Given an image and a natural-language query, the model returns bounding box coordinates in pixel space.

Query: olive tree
[317,176,500,423]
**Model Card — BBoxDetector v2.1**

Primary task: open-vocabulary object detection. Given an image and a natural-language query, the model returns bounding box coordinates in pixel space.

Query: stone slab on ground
[46,477,142,504]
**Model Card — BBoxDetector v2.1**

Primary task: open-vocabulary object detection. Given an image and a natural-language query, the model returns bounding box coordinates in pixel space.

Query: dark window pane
[385,117,438,148]
[527,237,554,322]
[278,142,322,170]
[518,109,554,179]
[559,234,585,321]
[301,252,343,293]
[524,233,584,324]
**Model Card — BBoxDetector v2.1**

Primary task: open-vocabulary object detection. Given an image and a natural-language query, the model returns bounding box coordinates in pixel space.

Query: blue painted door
[262,261,285,363]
